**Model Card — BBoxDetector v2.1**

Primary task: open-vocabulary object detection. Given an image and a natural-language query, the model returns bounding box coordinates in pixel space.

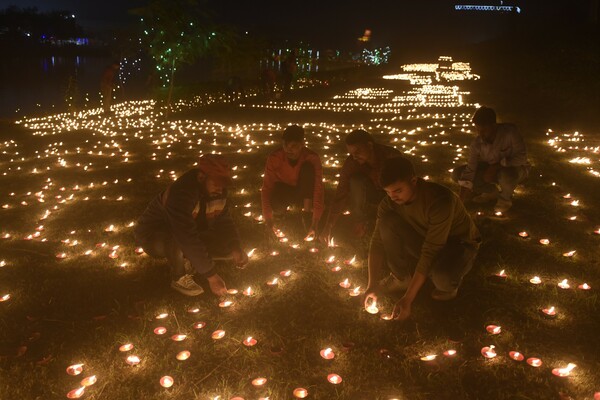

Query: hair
[472,106,496,125]
[282,124,304,143]
[345,129,374,146]
[379,156,416,187]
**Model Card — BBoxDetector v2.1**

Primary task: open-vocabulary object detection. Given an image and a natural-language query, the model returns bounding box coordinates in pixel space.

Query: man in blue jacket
[134,154,248,296]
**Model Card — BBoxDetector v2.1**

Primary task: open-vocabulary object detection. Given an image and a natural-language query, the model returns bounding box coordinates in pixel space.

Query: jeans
[452,162,528,202]
[135,230,233,280]
[270,162,315,212]
[378,212,478,292]
[349,174,386,223]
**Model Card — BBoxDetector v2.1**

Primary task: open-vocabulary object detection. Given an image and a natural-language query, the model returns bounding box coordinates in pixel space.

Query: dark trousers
[270,162,315,212]
[349,174,386,223]
[452,162,528,202]
[378,212,478,292]
[135,230,233,280]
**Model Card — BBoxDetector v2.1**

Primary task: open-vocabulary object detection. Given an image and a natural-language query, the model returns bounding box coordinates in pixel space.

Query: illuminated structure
[455,1,521,13]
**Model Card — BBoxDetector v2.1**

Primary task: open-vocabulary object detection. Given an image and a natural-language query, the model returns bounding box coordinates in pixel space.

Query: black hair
[472,106,496,125]
[379,156,416,187]
[282,124,304,142]
[345,129,374,145]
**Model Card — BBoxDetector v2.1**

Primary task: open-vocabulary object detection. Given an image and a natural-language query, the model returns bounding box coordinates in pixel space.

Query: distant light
[71,14,76,18]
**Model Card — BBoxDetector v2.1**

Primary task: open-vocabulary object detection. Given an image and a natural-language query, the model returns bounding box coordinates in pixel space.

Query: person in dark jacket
[134,154,248,296]
[320,129,401,242]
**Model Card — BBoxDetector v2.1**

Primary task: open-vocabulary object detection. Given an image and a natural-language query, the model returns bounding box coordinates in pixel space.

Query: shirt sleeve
[163,179,215,277]
[503,127,528,167]
[458,139,480,189]
[415,196,455,275]
[261,154,277,221]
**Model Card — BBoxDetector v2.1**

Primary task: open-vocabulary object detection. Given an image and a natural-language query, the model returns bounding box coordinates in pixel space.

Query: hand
[483,164,500,183]
[391,296,412,322]
[207,273,228,297]
[363,286,378,309]
[230,248,249,268]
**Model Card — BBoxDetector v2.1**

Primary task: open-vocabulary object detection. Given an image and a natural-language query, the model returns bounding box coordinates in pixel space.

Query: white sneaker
[379,273,410,294]
[494,198,512,213]
[171,274,204,296]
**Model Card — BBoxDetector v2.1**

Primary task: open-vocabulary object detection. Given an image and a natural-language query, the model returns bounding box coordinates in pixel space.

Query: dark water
[0,56,148,120]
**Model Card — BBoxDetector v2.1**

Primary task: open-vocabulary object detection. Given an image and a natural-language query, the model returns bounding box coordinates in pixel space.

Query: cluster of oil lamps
[2,56,597,399]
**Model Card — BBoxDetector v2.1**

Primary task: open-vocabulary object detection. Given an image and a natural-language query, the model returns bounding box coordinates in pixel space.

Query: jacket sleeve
[261,155,276,221]
[163,180,215,277]
[458,139,480,189]
[415,196,454,275]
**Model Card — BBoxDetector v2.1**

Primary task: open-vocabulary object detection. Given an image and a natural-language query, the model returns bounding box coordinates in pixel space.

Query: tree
[131,0,235,115]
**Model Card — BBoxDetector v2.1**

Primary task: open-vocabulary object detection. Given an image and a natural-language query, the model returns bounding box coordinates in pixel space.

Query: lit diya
[266,277,279,286]
[539,238,550,245]
[219,300,233,308]
[66,363,84,376]
[443,349,457,357]
[119,343,134,352]
[160,375,174,388]
[540,306,557,318]
[420,354,437,361]
[365,300,379,314]
[349,286,362,297]
[126,355,141,366]
[563,250,576,257]
[80,375,97,386]
[176,351,191,361]
[243,286,255,296]
[252,377,267,387]
[327,373,342,384]
[527,357,542,367]
[344,255,357,265]
[509,351,525,361]
[552,363,576,377]
[485,325,502,335]
[481,345,497,359]
[578,283,591,290]
[320,347,335,360]
[243,336,257,347]
[154,327,167,335]
[529,276,542,285]
[211,330,226,340]
[518,231,529,238]
[280,270,292,277]
[339,278,351,288]
[557,279,570,289]
[171,334,187,341]
[66,387,85,399]
[193,322,206,329]
[293,388,309,398]
[494,269,508,279]
[381,314,393,321]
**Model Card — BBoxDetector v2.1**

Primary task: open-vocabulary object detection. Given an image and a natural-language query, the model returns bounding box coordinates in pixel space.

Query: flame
[247,248,256,257]
[328,237,336,247]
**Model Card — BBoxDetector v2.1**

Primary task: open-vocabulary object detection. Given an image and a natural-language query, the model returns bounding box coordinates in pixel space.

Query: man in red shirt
[261,125,324,240]
[320,129,400,242]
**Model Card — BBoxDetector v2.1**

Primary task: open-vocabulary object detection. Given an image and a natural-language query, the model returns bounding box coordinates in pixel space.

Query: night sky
[0,0,594,49]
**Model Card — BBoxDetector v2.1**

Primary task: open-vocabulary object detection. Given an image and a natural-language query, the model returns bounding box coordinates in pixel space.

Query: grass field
[0,59,599,400]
